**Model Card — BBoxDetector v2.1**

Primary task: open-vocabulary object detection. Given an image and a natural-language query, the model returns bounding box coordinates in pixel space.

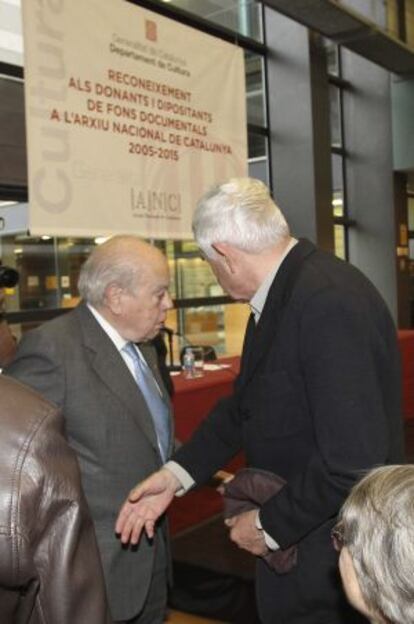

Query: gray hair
[192,178,290,258]
[339,465,414,624]
[78,235,147,307]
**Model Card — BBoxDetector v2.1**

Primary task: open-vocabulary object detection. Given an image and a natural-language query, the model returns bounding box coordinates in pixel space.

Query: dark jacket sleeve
[174,287,402,549]
[172,393,243,483]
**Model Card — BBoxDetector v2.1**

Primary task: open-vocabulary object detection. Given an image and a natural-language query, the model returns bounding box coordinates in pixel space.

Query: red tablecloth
[169,357,242,535]
[172,356,240,442]
[398,330,414,421]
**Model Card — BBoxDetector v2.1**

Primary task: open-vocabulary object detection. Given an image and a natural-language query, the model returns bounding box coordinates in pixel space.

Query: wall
[0,77,26,187]
[264,8,334,252]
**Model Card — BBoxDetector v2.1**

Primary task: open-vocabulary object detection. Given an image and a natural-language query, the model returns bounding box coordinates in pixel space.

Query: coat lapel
[74,304,160,455]
[236,312,256,388]
[239,239,316,386]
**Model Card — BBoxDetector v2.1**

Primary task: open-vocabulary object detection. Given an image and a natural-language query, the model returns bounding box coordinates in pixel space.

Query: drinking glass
[191,346,205,377]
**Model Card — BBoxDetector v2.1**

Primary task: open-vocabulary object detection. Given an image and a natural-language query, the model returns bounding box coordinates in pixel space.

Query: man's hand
[115,468,180,545]
[225,509,268,556]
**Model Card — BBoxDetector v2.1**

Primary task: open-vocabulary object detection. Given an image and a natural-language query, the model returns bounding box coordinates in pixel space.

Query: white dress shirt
[87,304,151,383]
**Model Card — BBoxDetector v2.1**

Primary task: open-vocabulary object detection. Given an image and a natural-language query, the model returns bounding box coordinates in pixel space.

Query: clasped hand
[225,509,268,556]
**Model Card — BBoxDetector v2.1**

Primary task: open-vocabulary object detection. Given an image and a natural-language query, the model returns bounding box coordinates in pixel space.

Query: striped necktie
[123,342,170,462]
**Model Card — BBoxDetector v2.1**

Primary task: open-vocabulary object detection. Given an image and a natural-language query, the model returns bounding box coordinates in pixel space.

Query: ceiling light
[94,236,109,245]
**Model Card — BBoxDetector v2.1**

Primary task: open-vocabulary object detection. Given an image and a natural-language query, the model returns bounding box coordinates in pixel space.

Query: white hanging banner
[22,0,247,239]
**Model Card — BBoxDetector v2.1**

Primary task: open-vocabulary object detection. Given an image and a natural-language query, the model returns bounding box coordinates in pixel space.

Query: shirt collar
[87,303,127,352]
[250,238,298,323]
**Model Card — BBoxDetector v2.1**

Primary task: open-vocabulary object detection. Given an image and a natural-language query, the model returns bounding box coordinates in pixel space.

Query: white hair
[78,235,147,307]
[339,465,414,624]
[192,178,290,258]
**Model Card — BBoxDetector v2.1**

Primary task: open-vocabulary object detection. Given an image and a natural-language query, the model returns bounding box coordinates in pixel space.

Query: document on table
[204,363,232,371]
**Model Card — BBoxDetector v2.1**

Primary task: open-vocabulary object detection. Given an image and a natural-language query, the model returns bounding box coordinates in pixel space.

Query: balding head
[78,236,166,307]
[78,236,172,342]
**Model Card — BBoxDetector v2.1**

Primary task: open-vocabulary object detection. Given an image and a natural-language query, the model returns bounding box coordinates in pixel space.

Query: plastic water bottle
[182,348,195,379]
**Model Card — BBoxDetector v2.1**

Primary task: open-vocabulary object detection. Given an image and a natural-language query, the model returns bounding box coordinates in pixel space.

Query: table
[169,356,243,535]
[398,330,414,421]
[172,356,240,442]
[398,331,414,462]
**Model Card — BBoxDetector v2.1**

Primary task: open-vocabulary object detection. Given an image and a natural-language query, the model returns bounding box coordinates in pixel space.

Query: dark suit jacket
[174,239,403,624]
[5,303,174,621]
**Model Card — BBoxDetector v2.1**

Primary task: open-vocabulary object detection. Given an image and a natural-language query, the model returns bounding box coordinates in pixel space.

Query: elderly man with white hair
[117,178,403,624]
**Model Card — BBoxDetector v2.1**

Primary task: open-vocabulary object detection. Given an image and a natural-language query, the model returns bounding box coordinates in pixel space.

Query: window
[157,0,263,42]
[0,0,23,67]
[325,40,352,260]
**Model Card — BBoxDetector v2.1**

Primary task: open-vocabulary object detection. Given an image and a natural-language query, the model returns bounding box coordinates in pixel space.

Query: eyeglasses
[331,522,346,552]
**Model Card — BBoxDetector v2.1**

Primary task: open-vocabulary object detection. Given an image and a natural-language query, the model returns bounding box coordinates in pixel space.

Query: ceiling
[262,0,414,75]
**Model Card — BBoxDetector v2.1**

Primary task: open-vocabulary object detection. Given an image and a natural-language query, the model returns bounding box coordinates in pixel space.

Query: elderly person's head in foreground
[334,465,414,624]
